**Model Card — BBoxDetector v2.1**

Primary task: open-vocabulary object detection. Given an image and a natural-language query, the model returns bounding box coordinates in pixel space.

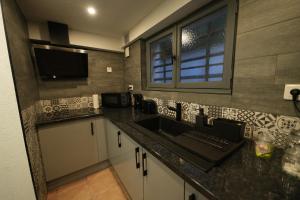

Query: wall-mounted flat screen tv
[33,47,88,80]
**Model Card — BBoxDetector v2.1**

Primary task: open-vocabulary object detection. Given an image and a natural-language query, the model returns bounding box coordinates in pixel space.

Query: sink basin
[135,116,193,137]
[133,115,245,169]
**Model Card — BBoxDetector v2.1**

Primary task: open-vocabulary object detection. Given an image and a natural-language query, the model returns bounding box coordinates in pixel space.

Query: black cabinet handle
[135,147,140,169]
[189,194,196,200]
[142,153,147,176]
[117,131,121,148]
[90,122,94,136]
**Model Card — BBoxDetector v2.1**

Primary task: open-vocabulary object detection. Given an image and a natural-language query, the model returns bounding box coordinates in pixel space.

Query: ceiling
[16,0,165,38]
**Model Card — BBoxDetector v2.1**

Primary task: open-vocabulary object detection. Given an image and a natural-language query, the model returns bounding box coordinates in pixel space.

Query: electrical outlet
[283,84,300,100]
[106,67,112,73]
[128,85,133,91]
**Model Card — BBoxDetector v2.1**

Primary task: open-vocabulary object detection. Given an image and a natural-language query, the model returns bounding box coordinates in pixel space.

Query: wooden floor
[47,167,128,200]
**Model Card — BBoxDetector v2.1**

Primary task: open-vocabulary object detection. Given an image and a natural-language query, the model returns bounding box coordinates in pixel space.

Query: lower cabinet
[106,120,143,200]
[143,149,185,200]
[106,120,184,200]
[114,132,143,200]
[39,117,106,181]
[185,182,208,200]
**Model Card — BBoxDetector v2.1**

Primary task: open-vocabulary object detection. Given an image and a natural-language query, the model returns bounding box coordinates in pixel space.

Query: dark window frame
[145,0,237,94]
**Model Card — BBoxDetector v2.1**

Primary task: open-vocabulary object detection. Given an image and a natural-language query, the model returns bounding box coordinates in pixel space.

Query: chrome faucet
[167,103,182,121]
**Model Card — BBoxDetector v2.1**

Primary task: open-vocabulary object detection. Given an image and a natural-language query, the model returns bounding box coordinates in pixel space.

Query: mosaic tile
[237,109,256,125]
[208,105,223,118]
[51,99,59,105]
[52,105,61,112]
[254,112,277,129]
[59,98,67,105]
[43,105,53,113]
[222,107,239,120]
[88,102,94,108]
[81,97,88,103]
[275,115,300,133]
[244,124,254,138]
[21,105,47,200]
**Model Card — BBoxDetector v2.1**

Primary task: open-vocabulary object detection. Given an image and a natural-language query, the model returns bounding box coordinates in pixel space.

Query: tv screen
[34,47,88,80]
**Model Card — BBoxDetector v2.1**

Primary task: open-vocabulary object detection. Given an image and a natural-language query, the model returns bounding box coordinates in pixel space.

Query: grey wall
[124,0,300,117]
[1,0,39,109]
[1,0,47,199]
[39,50,125,99]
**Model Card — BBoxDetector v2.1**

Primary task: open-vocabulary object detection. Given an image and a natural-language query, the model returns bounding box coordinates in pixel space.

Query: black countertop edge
[36,108,103,127]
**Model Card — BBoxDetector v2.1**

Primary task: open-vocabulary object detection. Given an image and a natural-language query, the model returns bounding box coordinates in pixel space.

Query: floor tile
[56,178,92,200]
[47,168,128,200]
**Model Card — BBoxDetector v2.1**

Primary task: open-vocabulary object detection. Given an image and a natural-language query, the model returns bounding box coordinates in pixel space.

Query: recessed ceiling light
[87,7,97,15]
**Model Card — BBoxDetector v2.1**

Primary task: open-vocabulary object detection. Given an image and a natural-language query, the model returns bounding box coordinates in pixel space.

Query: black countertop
[37,107,300,199]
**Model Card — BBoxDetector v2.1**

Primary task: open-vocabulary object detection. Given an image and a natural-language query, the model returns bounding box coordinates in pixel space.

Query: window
[146,0,237,93]
[150,33,173,84]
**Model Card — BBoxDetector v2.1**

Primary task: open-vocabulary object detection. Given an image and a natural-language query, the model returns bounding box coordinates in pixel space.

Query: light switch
[125,47,130,57]
[107,67,112,73]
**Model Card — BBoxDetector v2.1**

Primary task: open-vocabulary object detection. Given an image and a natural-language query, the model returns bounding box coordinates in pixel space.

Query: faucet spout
[167,103,182,121]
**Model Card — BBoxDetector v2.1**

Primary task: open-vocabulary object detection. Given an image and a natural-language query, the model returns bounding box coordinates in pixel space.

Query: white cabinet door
[39,119,99,181]
[106,120,123,166]
[185,182,208,200]
[113,133,143,200]
[93,118,108,161]
[143,149,184,200]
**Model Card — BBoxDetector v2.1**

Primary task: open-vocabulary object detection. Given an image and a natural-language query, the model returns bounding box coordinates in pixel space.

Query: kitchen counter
[102,107,300,200]
[37,107,300,199]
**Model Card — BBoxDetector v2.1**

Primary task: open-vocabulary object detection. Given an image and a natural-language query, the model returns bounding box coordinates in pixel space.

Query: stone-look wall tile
[39,51,125,99]
[124,41,142,92]
[2,0,39,109]
[234,56,276,78]
[126,0,300,125]
[276,52,300,84]
[235,18,300,60]
[238,0,300,34]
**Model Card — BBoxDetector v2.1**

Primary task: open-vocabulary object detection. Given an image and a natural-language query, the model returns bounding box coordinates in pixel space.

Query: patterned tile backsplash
[39,96,94,114]
[22,104,47,200]
[145,97,300,148]
[39,95,300,149]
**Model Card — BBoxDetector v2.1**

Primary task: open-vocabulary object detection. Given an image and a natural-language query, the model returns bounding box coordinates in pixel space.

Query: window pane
[181,67,206,77]
[181,59,206,68]
[179,7,227,83]
[150,34,174,84]
[209,55,224,65]
[209,65,223,75]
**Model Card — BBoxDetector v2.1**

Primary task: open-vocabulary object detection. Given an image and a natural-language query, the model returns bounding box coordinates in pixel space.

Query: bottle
[282,129,300,178]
